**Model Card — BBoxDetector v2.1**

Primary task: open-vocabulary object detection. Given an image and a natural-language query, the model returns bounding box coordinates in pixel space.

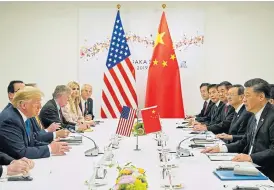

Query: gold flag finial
[162,4,166,9]
[117,4,121,10]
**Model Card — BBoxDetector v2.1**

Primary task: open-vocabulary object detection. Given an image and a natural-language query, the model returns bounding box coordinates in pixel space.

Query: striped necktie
[248,118,257,155]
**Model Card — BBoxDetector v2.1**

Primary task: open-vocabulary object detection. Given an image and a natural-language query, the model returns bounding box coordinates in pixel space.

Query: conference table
[1,119,274,190]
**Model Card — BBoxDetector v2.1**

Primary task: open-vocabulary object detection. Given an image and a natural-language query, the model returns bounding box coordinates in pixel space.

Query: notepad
[213,170,268,181]
[206,153,238,156]
[208,155,235,161]
[193,139,216,144]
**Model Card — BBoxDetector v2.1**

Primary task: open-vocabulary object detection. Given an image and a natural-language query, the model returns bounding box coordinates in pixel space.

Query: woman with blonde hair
[62,81,91,127]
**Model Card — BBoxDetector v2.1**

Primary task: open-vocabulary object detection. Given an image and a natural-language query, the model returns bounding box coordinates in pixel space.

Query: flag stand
[134,110,141,151]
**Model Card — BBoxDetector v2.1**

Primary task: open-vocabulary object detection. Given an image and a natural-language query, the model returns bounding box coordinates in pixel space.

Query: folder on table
[213,170,268,181]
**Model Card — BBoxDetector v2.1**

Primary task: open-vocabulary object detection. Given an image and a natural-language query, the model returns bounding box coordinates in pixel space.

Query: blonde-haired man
[0,87,71,159]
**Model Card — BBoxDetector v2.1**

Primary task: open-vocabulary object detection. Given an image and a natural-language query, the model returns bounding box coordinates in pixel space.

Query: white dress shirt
[215,100,221,107]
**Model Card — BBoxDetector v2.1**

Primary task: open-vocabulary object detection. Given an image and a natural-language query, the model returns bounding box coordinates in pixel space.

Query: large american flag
[101,10,138,118]
[116,106,137,137]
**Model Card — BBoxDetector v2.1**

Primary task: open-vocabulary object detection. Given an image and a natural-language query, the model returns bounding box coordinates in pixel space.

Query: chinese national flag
[141,106,162,134]
[145,12,185,118]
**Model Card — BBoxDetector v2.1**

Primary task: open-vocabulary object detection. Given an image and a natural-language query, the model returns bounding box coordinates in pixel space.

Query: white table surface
[1,119,274,190]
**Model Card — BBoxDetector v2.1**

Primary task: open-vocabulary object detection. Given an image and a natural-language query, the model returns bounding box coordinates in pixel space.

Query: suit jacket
[226,103,274,181]
[197,101,225,126]
[227,105,253,143]
[196,100,214,118]
[3,103,12,111]
[79,98,95,120]
[0,151,14,177]
[39,99,76,130]
[3,104,53,143]
[0,106,50,159]
[207,104,235,134]
[29,118,53,143]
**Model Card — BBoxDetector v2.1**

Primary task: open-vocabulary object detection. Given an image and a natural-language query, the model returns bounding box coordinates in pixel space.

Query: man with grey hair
[80,84,94,121]
[202,78,274,181]
[39,85,88,131]
[216,84,253,143]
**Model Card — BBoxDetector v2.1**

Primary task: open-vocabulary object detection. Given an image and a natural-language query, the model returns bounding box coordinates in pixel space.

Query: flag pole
[134,109,141,151]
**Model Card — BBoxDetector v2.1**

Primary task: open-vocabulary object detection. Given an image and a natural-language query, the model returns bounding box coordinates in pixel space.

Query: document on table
[207,153,238,161]
[209,155,235,161]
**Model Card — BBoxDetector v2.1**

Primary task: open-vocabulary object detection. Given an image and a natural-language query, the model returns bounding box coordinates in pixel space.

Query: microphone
[177,131,206,157]
[68,128,100,157]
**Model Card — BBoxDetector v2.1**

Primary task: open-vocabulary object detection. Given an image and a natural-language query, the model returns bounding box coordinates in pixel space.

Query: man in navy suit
[3,81,69,143]
[0,87,71,159]
[216,84,253,143]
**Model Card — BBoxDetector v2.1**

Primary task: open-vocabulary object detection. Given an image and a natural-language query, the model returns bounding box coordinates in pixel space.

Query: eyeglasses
[72,88,79,90]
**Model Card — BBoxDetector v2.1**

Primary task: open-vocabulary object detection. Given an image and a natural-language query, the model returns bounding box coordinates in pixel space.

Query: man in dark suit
[186,83,214,119]
[0,87,71,159]
[194,84,225,127]
[216,84,253,142]
[202,78,274,181]
[39,85,88,131]
[0,152,34,178]
[3,81,68,143]
[80,84,95,120]
[194,81,235,133]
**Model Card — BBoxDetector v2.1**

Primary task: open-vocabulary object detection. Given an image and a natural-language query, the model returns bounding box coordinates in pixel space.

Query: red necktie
[224,105,228,113]
[203,101,208,115]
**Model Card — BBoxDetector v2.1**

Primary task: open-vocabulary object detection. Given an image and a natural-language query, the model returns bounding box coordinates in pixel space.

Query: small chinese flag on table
[141,106,162,134]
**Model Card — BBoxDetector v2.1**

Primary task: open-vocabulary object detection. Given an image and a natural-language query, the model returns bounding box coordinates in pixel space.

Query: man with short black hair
[194,84,224,126]
[187,83,214,119]
[202,78,274,181]
[194,81,235,134]
[4,80,25,109]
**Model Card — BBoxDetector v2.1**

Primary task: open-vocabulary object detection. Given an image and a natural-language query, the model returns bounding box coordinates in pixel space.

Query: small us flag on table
[116,106,137,137]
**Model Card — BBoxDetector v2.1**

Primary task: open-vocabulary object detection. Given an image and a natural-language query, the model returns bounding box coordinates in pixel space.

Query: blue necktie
[25,119,31,141]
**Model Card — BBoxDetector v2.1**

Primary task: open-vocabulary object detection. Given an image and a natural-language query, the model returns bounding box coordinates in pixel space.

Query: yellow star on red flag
[162,60,168,67]
[170,54,176,61]
[154,32,165,47]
